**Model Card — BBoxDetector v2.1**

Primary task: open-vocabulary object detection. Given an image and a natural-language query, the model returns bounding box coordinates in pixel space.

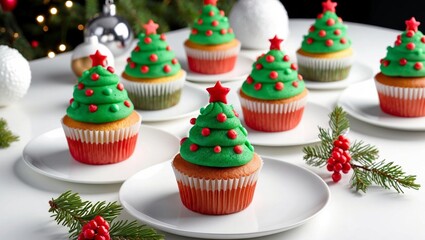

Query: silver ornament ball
[85,0,133,57]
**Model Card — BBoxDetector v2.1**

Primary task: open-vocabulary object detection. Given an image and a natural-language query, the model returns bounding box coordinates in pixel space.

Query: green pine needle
[49,191,164,240]
[303,106,420,193]
[0,118,19,148]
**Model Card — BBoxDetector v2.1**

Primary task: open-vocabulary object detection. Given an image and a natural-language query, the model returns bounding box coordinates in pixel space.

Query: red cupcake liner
[176,181,257,215]
[241,107,305,132]
[377,93,425,117]
[187,56,237,74]
[66,134,138,165]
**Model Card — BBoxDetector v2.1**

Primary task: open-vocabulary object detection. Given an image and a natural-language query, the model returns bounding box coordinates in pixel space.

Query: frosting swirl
[180,82,254,167]
[242,36,305,100]
[380,17,425,77]
[189,4,235,45]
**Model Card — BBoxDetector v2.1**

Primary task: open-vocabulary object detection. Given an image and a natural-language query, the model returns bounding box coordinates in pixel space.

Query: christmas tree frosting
[380,17,425,77]
[301,0,351,53]
[67,51,134,124]
[189,0,235,45]
[241,36,305,100]
[180,82,254,167]
[124,20,181,78]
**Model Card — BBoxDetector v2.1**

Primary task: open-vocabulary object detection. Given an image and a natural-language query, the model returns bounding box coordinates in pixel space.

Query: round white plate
[338,80,425,131]
[303,62,374,90]
[119,157,330,239]
[178,55,254,83]
[22,126,179,184]
[136,83,208,122]
[235,102,330,146]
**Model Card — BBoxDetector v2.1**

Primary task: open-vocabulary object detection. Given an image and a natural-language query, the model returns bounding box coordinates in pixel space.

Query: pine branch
[329,106,350,139]
[0,118,19,148]
[48,191,163,240]
[349,140,379,166]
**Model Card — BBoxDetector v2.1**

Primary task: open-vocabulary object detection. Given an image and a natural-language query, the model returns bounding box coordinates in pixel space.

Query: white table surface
[1,19,424,239]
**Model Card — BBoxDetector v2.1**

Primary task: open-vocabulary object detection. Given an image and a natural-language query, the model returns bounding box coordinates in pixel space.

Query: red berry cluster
[78,216,110,240]
[327,135,351,183]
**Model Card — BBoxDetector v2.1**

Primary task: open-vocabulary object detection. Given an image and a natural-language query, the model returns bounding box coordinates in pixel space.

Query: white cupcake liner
[184,41,241,60]
[296,52,354,70]
[238,93,307,114]
[121,71,186,97]
[61,115,141,144]
[375,80,425,100]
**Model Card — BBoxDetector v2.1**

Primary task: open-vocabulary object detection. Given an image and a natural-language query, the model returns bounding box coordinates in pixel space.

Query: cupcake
[184,0,240,74]
[238,35,308,132]
[375,17,425,117]
[62,51,141,165]
[121,20,186,110]
[172,81,262,215]
[296,0,353,82]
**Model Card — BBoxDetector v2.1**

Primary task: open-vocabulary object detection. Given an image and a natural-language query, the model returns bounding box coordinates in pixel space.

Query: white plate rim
[119,156,331,239]
[338,80,425,131]
[136,83,207,122]
[22,125,180,184]
[303,61,374,90]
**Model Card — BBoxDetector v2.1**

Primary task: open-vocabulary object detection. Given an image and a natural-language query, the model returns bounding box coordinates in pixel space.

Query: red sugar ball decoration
[89,104,98,112]
[150,54,158,62]
[227,130,237,139]
[422,37,425,43]
[395,40,402,46]
[219,10,225,16]
[209,10,214,16]
[160,34,166,40]
[233,145,243,154]
[220,29,227,35]
[266,55,275,62]
[124,100,131,107]
[317,13,324,19]
[85,89,94,96]
[292,81,299,87]
[129,62,136,68]
[397,34,401,40]
[201,128,211,136]
[212,20,219,26]
[117,83,124,91]
[214,146,221,153]
[283,55,290,61]
[307,38,314,44]
[228,28,233,33]
[298,74,303,80]
[233,109,239,117]
[217,113,227,122]
[340,38,347,44]
[309,26,315,32]
[415,62,423,70]
[144,37,152,44]
[399,58,407,66]
[206,30,213,36]
[190,118,196,125]
[163,65,171,73]
[107,66,115,73]
[275,82,284,91]
[172,58,178,64]
[246,76,253,84]
[134,46,140,52]
[319,30,326,37]
[166,45,172,51]
[269,71,278,79]
[326,18,335,26]
[334,29,341,35]
[406,42,415,50]
[382,60,390,67]
[191,28,198,34]
[291,63,298,70]
[91,73,99,81]
[406,30,415,38]
[326,39,334,46]
[69,98,74,105]
[190,144,199,151]
[78,83,85,90]
[255,63,263,70]
[180,137,188,145]
[141,65,149,73]
[197,19,203,25]
[254,83,262,90]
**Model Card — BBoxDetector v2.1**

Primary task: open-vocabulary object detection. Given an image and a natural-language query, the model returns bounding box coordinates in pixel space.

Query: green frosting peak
[189,4,235,45]
[124,31,181,78]
[67,66,134,123]
[180,95,254,167]
[301,11,351,53]
[241,48,305,100]
[380,18,425,77]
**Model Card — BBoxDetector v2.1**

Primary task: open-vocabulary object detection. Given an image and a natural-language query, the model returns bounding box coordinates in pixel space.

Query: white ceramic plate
[119,157,330,239]
[303,62,374,90]
[178,55,254,83]
[235,102,330,146]
[22,126,179,184]
[136,83,208,122]
[338,80,425,131]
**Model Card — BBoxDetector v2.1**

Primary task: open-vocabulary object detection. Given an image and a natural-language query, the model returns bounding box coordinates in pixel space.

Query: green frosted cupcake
[121,19,186,110]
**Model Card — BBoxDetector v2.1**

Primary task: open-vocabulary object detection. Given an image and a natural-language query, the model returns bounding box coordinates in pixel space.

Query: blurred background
[1,0,425,60]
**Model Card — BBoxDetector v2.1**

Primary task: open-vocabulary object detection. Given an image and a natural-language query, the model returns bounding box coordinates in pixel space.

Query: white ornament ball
[229,0,289,49]
[71,36,114,77]
[0,45,31,107]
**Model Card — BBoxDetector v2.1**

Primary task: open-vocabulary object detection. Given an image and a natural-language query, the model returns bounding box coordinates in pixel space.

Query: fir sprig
[303,106,420,193]
[0,118,19,148]
[49,191,164,240]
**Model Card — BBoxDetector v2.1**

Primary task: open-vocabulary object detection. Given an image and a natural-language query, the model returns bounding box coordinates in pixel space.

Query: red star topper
[204,0,218,6]
[322,0,337,13]
[269,35,283,50]
[207,81,230,104]
[143,19,159,35]
[89,50,107,67]
[406,17,421,32]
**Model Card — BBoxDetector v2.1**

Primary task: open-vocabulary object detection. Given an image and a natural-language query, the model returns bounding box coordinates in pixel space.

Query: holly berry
[78,216,110,240]
[327,135,352,183]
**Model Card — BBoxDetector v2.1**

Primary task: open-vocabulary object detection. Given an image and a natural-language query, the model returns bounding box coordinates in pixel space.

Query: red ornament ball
[217,113,227,122]
[269,71,278,79]
[201,128,211,136]
[214,146,221,153]
[399,58,407,66]
[190,144,199,152]
[275,82,284,91]
[406,42,415,50]
[190,118,196,125]
[266,55,275,63]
